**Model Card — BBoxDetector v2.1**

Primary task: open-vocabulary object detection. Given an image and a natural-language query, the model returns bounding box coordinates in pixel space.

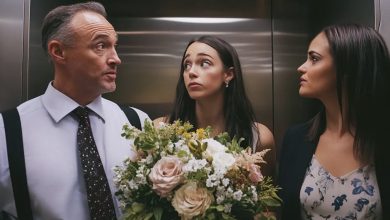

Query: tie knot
[73,106,89,120]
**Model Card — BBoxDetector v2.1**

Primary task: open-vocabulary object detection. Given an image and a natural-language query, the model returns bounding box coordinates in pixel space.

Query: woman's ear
[47,40,65,64]
[224,67,234,82]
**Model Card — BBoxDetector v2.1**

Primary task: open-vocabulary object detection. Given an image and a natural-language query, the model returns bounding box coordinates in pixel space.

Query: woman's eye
[201,60,211,67]
[183,62,191,70]
[309,56,319,63]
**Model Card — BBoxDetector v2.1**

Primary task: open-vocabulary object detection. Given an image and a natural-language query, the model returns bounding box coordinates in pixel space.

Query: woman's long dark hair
[307,24,390,164]
[169,35,258,148]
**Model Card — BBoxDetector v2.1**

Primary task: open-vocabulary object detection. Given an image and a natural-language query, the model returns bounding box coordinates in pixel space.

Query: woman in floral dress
[278,24,390,220]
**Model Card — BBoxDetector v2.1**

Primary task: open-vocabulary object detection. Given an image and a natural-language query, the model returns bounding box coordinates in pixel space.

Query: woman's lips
[188,82,201,89]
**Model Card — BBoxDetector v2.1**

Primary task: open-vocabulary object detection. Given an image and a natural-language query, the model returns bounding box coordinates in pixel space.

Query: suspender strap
[1,105,140,219]
[2,109,33,220]
[118,105,142,130]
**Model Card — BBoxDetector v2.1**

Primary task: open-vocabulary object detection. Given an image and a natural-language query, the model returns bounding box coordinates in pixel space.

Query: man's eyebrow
[92,33,118,41]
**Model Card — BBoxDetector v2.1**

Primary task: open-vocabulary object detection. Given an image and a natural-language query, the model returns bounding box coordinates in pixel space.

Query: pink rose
[149,156,184,197]
[248,164,264,184]
[172,182,213,219]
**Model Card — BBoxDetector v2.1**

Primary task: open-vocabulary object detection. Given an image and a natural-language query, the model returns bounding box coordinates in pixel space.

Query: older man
[0,2,149,219]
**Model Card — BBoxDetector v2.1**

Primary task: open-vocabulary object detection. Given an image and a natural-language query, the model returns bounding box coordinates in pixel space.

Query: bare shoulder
[254,122,276,178]
[254,122,275,150]
[153,116,169,127]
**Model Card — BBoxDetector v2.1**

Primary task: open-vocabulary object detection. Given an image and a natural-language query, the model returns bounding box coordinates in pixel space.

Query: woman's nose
[297,62,306,74]
[188,66,198,78]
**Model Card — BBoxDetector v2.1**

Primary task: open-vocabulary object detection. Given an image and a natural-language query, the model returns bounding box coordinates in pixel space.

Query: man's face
[62,11,121,98]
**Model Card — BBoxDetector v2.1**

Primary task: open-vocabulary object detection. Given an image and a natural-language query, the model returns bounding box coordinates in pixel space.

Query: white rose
[212,152,235,173]
[202,138,227,160]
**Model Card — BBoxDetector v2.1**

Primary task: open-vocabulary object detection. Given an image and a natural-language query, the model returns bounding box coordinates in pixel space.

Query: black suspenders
[1,105,141,219]
[118,105,142,130]
[2,109,33,220]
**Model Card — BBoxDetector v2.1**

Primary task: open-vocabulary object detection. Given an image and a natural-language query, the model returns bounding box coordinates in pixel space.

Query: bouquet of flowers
[114,120,281,220]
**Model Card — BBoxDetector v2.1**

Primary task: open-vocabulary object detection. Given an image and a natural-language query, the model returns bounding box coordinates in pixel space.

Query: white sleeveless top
[300,155,382,220]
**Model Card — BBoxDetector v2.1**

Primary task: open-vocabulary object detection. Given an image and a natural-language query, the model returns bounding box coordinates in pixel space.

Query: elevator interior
[0,0,376,151]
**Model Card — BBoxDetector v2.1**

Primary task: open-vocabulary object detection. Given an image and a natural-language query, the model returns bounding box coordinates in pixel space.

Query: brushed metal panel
[3,0,375,148]
[308,0,374,35]
[104,17,273,128]
[26,0,273,131]
[273,0,375,151]
[273,0,314,153]
[0,0,25,111]
[376,0,390,46]
[28,0,80,100]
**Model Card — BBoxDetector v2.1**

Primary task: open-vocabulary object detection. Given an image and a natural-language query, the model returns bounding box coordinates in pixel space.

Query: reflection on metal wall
[105,17,273,127]
[308,0,374,35]
[0,0,26,111]
[0,0,377,152]
[376,0,390,46]
[25,0,278,151]
[273,0,375,151]
[272,0,312,149]
[28,0,80,100]
[25,0,274,130]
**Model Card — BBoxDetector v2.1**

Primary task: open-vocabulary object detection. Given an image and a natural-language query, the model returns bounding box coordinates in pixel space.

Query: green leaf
[262,198,282,207]
[206,212,216,220]
[153,207,163,220]
[131,202,145,213]
[143,213,153,220]
[221,212,236,220]
[216,205,225,212]
[177,150,188,158]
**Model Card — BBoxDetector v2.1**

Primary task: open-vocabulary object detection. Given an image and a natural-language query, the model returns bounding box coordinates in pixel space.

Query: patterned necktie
[73,107,116,220]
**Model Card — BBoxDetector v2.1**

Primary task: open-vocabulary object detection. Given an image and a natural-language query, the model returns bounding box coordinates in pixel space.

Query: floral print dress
[300,155,382,220]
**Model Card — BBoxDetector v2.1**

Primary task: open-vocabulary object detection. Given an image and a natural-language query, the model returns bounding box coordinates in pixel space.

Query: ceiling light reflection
[154,17,251,24]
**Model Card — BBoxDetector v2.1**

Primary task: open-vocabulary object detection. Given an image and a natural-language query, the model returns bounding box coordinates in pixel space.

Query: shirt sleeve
[0,114,17,216]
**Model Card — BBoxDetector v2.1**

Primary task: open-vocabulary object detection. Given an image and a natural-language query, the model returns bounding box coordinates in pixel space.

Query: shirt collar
[41,82,105,123]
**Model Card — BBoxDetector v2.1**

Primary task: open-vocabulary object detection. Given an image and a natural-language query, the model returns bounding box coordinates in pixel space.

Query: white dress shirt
[0,83,150,219]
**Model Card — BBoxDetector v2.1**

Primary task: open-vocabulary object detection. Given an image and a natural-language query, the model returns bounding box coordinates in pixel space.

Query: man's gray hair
[41,1,107,54]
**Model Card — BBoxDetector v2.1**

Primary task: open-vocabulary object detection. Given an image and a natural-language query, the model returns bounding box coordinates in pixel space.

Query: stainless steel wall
[0,0,377,154]
[28,0,80,100]
[376,0,390,46]
[106,17,273,125]
[272,0,312,149]
[101,0,274,128]
[273,0,375,147]
[0,0,28,111]
[27,0,275,131]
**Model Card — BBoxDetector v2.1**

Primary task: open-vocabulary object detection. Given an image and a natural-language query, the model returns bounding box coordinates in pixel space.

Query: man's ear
[47,40,66,63]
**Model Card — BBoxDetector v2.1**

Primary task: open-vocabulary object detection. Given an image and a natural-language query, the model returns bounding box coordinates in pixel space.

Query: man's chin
[102,84,116,94]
